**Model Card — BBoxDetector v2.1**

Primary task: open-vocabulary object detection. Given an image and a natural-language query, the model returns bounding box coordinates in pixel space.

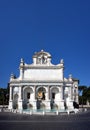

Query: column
[69,85,73,100]
[8,86,13,109]
[71,85,73,100]
[46,87,49,100]
[75,86,79,103]
[31,86,37,110]
[45,86,50,110]
[57,86,64,110]
[9,86,13,101]
[33,86,36,100]
[18,86,23,110]
[60,86,63,100]
[19,86,22,100]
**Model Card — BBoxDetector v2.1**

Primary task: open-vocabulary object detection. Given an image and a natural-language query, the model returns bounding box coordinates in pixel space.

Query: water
[22,108,67,114]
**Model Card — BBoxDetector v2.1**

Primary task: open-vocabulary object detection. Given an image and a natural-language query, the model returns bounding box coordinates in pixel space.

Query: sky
[0,0,90,88]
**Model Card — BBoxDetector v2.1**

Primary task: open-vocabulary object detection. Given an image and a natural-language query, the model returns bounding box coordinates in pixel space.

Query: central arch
[36,87,46,100]
[36,86,46,109]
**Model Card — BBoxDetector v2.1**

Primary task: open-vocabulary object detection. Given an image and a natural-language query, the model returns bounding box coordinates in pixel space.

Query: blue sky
[0,0,90,87]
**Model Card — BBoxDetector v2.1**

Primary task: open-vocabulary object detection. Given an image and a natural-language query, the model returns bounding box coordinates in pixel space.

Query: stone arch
[36,86,47,110]
[13,87,19,93]
[36,86,46,100]
[36,86,46,92]
[23,86,34,101]
[50,87,59,100]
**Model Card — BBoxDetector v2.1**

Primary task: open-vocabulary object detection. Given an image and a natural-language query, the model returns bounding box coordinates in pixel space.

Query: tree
[82,86,90,104]
[78,86,87,96]
[0,85,9,105]
[78,86,90,105]
[78,86,87,105]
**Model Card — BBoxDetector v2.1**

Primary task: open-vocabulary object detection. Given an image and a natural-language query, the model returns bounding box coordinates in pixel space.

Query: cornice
[9,79,73,87]
[10,82,64,86]
[20,64,64,69]
[10,79,64,84]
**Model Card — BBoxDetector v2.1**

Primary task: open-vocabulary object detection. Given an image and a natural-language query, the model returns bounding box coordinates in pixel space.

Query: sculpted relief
[37,55,47,64]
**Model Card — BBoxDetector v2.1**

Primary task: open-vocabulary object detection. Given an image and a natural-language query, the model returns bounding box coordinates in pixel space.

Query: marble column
[9,86,13,101]
[56,86,64,110]
[33,86,36,100]
[18,86,22,100]
[30,86,37,110]
[45,87,49,100]
[69,85,73,100]
[60,86,63,100]
[45,86,50,110]
[18,86,23,110]
[8,86,13,109]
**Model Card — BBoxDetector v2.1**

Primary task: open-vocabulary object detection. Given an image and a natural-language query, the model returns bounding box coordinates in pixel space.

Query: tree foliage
[78,86,90,105]
[0,86,9,105]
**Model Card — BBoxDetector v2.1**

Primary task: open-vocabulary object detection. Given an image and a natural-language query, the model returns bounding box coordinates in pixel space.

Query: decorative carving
[36,54,47,64]
[33,50,51,65]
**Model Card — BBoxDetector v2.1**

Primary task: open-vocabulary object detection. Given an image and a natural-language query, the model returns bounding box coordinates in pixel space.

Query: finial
[20,58,24,63]
[20,58,24,67]
[69,74,72,81]
[10,73,15,81]
[41,49,44,52]
[11,73,14,78]
[60,59,64,64]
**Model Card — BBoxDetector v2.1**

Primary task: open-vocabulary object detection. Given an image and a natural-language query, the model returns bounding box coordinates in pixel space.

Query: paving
[0,109,90,130]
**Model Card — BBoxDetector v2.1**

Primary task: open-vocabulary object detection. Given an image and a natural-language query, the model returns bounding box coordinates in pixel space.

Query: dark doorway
[27,92,30,99]
[42,92,45,100]
[52,93,55,99]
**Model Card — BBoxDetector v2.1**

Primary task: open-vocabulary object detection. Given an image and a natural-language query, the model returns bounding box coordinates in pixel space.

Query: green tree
[78,86,87,95]
[82,86,90,104]
[78,86,87,105]
[0,86,9,105]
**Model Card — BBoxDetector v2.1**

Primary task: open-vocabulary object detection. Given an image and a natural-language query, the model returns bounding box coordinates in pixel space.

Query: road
[0,110,90,130]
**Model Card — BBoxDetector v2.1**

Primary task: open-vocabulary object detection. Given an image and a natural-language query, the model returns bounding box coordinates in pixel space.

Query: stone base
[42,100,51,110]
[54,100,65,110]
[29,100,37,110]
[66,100,74,110]
[18,100,23,110]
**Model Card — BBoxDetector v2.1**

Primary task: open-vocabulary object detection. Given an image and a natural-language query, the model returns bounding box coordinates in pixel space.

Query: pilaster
[9,86,13,101]
[8,86,13,109]
[44,86,50,110]
[18,86,23,110]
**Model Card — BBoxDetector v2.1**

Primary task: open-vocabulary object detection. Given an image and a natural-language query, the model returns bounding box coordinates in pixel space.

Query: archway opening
[36,87,46,109]
[13,94,18,109]
[50,87,59,109]
[23,87,33,109]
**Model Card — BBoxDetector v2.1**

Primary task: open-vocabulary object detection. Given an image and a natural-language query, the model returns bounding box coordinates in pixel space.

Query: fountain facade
[8,50,79,113]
